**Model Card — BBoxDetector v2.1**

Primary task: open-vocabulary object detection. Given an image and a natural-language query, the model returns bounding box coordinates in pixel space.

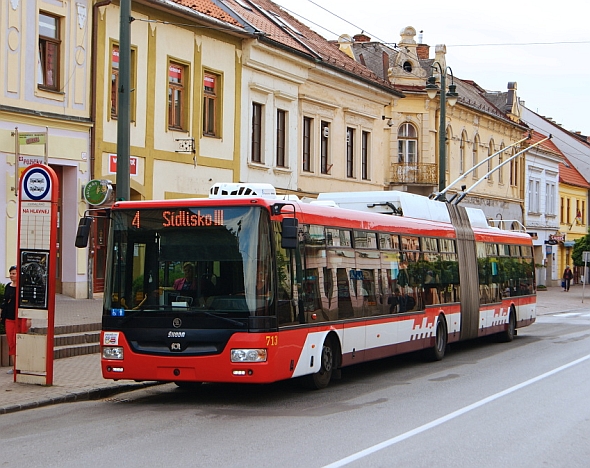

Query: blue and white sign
[22,167,51,201]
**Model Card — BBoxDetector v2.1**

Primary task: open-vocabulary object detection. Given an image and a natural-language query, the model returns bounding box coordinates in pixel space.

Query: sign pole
[583,251,590,303]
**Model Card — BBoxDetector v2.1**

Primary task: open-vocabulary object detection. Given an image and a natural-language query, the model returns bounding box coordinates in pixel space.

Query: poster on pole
[18,250,49,309]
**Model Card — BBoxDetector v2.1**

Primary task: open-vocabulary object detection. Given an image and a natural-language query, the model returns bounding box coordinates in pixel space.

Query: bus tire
[302,336,335,390]
[498,308,516,343]
[426,315,447,361]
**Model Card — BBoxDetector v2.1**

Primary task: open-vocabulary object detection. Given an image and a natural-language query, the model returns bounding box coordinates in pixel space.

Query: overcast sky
[274,0,590,135]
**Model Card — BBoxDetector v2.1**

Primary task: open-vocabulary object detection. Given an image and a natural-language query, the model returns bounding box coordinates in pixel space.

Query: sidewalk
[2,285,590,414]
[0,294,159,414]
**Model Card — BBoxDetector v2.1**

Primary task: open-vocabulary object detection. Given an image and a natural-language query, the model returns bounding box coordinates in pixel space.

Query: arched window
[445,125,453,180]
[499,144,505,184]
[459,131,467,174]
[472,135,479,179]
[397,123,417,164]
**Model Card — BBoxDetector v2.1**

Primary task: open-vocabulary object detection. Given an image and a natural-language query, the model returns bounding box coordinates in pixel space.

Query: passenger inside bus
[173,262,198,292]
[256,270,269,297]
[168,262,215,306]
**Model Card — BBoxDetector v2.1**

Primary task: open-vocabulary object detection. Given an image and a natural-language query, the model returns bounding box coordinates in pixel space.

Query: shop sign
[108,154,138,176]
[84,179,112,206]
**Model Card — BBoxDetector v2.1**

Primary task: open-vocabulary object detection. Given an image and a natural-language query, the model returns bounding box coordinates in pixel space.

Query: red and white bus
[88,183,536,389]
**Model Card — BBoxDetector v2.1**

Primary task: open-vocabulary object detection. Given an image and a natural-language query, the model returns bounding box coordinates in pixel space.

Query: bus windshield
[105,205,274,317]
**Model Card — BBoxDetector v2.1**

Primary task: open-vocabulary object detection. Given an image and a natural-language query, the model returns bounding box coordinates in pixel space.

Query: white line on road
[323,353,590,468]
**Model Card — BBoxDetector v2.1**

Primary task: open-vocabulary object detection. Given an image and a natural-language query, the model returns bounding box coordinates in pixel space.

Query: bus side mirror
[75,217,93,248]
[281,218,298,249]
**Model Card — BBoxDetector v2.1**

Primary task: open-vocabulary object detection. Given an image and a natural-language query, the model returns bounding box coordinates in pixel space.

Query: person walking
[0,265,29,374]
[563,265,574,292]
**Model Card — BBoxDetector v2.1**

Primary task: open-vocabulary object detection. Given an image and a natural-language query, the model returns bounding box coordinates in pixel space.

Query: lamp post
[426,64,458,199]
[116,0,132,201]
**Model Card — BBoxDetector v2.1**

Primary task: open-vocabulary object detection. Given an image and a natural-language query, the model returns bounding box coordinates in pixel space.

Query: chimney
[353,33,371,43]
[416,44,430,59]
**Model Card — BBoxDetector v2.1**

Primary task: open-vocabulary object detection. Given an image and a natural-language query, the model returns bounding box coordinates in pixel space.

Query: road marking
[323,353,590,468]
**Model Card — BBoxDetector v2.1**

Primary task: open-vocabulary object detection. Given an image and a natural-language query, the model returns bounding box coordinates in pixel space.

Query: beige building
[346,27,529,222]
[0,0,93,297]
[227,0,404,197]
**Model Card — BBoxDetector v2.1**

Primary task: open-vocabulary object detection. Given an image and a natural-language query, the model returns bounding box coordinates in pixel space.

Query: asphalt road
[1,310,590,467]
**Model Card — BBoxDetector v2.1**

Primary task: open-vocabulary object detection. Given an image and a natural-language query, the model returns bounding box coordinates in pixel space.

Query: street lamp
[425,63,458,199]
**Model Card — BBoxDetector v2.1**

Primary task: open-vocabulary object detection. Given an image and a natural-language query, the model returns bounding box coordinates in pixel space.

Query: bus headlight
[230,349,267,362]
[102,346,124,360]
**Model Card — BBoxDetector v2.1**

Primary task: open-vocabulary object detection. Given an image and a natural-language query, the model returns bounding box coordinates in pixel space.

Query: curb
[0,381,164,415]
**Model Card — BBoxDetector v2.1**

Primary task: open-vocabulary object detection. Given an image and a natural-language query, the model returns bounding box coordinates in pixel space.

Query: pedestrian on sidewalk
[563,265,574,292]
[0,265,30,374]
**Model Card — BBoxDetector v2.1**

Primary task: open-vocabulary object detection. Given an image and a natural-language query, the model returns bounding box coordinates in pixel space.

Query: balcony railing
[390,162,437,185]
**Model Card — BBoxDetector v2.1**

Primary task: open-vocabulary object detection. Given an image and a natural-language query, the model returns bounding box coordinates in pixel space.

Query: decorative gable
[388,27,427,85]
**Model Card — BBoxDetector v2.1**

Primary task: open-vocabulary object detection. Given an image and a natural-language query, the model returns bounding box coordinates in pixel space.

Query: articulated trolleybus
[86,183,535,389]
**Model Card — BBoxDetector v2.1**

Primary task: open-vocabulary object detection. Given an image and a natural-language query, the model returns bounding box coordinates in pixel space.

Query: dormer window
[235,0,251,10]
[403,61,412,72]
[270,12,303,36]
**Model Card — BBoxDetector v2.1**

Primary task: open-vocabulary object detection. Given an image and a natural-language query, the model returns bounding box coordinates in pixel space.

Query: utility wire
[449,40,590,47]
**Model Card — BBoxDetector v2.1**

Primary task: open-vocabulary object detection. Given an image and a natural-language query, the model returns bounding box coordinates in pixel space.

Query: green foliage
[572,232,590,267]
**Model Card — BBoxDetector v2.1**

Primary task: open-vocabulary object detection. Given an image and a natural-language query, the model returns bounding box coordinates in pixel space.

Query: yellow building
[93,0,249,202]
[347,27,529,223]
[0,0,93,297]
[558,157,589,282]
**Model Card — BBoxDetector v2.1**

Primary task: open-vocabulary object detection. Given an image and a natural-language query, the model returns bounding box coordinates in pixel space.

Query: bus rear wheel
[426,316,447,361]
[498,309,516,342]
[303,337,334,390]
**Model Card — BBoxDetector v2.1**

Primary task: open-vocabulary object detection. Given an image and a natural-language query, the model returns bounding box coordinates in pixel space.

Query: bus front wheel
[303,337,334,390]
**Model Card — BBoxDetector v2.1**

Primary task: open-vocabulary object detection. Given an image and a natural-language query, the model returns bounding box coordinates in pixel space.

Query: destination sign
[131,209,225,229]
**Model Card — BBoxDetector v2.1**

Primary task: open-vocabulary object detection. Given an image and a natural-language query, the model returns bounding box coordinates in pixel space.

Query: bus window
[440,252,460,303]
[381,245,401,313]
[336,267,353,319]
[401,235,420,263]
[354,231,377,249]
[379,233,391,250]
[326,228,351,247]
[510,245,520,257]
[439,238,456,253]
[356,249,380,316]
[477,242,500,304]
[302,225,328,322]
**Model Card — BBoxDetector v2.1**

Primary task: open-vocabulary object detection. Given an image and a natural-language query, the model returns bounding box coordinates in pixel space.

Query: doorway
[49,164,63,294]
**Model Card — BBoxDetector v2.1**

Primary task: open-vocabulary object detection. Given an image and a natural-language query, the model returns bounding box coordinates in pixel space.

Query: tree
[572,231,590,267]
